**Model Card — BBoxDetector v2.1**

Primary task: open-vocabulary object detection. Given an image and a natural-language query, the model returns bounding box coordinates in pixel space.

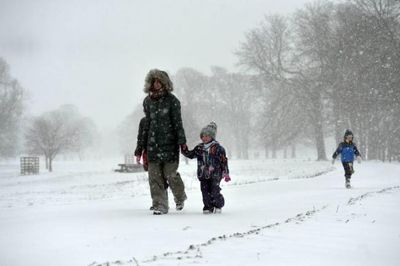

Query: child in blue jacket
[181,122,231,214]
[332,129,362,188]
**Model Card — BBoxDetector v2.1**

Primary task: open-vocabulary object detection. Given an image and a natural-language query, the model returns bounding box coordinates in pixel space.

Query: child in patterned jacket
[181,122,231,214]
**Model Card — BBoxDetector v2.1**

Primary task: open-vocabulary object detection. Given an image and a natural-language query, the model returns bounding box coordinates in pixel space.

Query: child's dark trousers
[200,178,225,211]
[342,162,354,180]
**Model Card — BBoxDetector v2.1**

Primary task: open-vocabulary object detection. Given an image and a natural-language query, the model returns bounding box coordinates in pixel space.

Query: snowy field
[0,159,399,266]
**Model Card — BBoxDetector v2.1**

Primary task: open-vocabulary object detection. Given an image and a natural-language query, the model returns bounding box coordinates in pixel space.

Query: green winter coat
[141,92,186,162]
[139,69,186,162]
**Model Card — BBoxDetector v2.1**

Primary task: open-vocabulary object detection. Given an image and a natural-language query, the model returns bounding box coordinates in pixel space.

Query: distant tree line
[2,0,398,164]
[236,0,400,161]
[134,0,398,161]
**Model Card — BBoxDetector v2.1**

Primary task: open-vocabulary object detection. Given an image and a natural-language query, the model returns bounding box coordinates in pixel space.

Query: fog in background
[0,0,306,128]
[1,0,399,165]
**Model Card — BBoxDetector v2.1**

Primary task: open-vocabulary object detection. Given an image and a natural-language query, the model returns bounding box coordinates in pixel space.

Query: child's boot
[345,177,351,189]
[213,208,222,214]
[203,206,213,214]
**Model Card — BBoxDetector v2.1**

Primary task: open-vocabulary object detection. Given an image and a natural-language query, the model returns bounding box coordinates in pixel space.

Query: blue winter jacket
[332,142,361,163]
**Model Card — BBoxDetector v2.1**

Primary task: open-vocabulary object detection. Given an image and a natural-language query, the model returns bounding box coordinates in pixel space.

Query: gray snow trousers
[148,161,187,213]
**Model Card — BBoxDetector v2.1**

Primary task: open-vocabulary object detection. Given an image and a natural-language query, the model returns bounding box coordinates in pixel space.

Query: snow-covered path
[0,160,399,266]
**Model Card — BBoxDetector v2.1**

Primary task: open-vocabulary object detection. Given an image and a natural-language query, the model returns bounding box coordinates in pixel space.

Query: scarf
[203,140,217,151]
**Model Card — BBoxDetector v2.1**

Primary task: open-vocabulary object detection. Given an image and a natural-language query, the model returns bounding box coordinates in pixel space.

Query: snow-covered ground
[0,159,399,266]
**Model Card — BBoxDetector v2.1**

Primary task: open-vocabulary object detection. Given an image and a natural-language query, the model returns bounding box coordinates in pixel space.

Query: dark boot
[176,201,184,211]
[345,177,351,189]
[203,206,214,214]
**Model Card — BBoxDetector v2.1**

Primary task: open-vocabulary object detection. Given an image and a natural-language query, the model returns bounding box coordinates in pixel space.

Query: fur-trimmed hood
[143,69,174,93]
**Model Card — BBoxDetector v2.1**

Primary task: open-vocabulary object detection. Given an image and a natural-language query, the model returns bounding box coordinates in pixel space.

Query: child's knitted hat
[200,122,217,139]
[344,129,353,138]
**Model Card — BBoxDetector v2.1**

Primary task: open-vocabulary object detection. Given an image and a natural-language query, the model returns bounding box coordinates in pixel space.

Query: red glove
[142,151,148,171]
[180,144,188,153]
[223,174,231,182]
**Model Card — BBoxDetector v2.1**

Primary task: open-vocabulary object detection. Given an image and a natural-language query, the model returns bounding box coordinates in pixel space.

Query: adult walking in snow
[136,69,187,215]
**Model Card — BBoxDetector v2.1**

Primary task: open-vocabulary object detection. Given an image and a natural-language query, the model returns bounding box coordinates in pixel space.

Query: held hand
[357,156,362,164]
[223,174,231,182]
[180,144,188,153]
[136,155,141,164]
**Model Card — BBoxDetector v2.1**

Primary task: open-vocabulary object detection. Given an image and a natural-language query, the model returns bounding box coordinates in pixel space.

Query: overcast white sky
[0,0,310,129]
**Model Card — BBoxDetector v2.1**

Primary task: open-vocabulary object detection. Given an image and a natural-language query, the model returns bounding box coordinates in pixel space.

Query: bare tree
[173,68,208,148]
[174,67,257,159]
[25,105,94,171]
[259,81,306,159]
[0,58,24,158]
[237,12,329,160]
[208,67,255,159]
